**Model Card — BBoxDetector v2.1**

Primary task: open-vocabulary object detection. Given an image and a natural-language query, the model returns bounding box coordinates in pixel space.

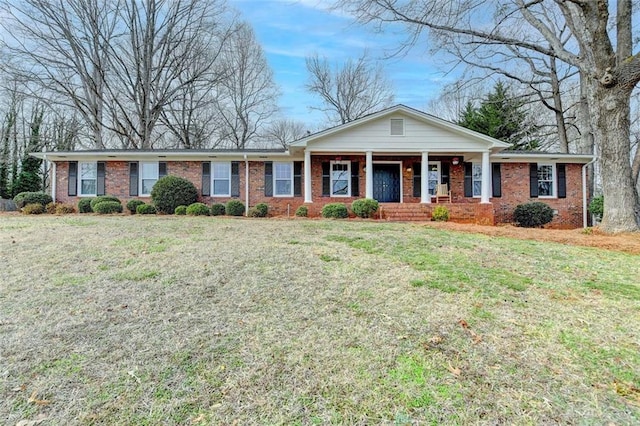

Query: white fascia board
[491,152,595,164]
[31,151,294,162]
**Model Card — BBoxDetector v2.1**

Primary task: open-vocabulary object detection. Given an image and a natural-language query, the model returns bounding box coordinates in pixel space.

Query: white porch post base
[420,151,430,203]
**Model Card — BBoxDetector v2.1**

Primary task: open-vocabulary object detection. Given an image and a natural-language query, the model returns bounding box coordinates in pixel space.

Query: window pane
[538,181,552,196]
[538,165,553,181]
[473,181,482,197]
[333,180,348,195]
[80,162,97,179]
[275,163,291,179]
[472,164,482,180]
[142,179,156,195]
[141,163,158,179]
[213,179,230,195]
[275,179,291,195]
[212,163,230,179]
[81,179,96,195]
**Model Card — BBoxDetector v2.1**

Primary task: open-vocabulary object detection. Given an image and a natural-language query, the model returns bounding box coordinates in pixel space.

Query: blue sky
[229,0,456,127]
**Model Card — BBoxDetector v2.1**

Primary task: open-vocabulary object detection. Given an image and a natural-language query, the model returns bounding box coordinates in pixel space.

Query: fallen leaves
[27,390,50,406]
[458,319,482,344]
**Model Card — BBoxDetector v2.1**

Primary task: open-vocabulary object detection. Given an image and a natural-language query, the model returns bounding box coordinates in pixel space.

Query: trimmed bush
[210,203,226,216]
[225,200,245,216]
[432,205,450,222]
[23,203,45,214]
[126,199,146,214]
[174,205,187,215]
[514,201,554,228]
[186,202,210,216]
[45,202,58,214]
[90,196,121,211]
[55,203,76,214]
[93,201,123,214]
[137,204,157,215]
[321,203,348,219]
[13,192,53,208]
[151,175,198,214]
[252,203,268,217]
[589,195,604,222]
[351,198,379,218]
[78,198,93,213]
[295,205,308,217]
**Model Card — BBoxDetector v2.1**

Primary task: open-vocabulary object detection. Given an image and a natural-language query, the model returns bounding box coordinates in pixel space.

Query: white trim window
[390,118,404,136]
[79,162,97,196]
[330,160,351,196]
[274,162,293,196]
[212,162,231,197]
[472,163,482,197]
[140,162,159,196]
[427,162,440,196]
[538,164,555,197]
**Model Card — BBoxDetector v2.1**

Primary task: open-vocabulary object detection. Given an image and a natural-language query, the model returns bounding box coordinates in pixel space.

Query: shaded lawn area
[1,215,639,425]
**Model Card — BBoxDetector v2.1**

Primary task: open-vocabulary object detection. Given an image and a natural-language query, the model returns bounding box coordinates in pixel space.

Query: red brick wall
[52,159,585,228]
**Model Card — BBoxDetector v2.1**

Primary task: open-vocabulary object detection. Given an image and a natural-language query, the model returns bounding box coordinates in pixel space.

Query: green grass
[1,215,639,425]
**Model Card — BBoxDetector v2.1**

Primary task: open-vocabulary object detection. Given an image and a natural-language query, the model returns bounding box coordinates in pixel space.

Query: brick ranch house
[33,105,594,228]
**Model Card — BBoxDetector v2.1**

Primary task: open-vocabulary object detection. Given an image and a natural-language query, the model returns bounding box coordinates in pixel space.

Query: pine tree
[12,107,44,194]
[457,82,538,150]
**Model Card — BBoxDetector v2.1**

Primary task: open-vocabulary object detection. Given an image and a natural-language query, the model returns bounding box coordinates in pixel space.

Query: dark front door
[373,164,400,202]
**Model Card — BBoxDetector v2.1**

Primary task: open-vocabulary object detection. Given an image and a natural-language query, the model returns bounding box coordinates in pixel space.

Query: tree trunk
[588,81,640,232]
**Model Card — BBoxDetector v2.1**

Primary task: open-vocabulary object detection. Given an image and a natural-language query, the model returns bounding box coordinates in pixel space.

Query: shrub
[295,205,308,217]
[186,202,210,216]
[351,198,379,218]
[45,202,58,214]
[151,175,198,214]
[432,205,450,222]
[321,203,348,219]
[55,203,76,214]
[514,201,554,228]
[225,200,245,216]
[90,196,120,211]
[137,204,157,215]
[78,198,93,213]
[589,195,604,222]
[13,192,53,208]
[23,203,45,214]
[126,199,146,214]
[93,200,123,214]
[210,203,226,216]
[252,203,268,217]
[174,205,187,215]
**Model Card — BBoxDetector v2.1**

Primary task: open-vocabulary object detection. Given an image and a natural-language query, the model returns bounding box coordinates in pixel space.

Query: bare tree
[305,52,394,125]
[213,22,280,149]
[263,119,307,149]
[338,0,640,232]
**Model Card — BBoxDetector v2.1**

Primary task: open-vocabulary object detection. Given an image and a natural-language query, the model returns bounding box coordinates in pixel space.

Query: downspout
[582,157,597,228]
[244,154,249,216]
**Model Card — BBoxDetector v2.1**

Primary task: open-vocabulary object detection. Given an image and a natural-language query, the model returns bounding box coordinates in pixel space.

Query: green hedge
[321,203,348,219]
[210,203,226,216]
[514,202,553,228]
[78,198,93,213]
[126,199,146,214]
[13,192,53,208]
[90,196,120,211]
[93,201,123,214]
[295,205,308,217]
[175,205,187,215]
[351,198,379,218]
[137,204,157,215]
[225,200,245,216]
[186,202,210,216]
[151,176,198,214]
[432,205,450,222]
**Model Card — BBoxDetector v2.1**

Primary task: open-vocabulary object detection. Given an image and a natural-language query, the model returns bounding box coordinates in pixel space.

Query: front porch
[377,202,495,225]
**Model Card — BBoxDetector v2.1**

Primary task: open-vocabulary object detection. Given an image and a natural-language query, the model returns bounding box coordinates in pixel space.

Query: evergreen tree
[457,82,538,150]
[11,108,44,195]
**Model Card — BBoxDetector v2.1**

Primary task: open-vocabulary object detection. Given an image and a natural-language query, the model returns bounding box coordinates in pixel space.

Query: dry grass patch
[1,215,639,425]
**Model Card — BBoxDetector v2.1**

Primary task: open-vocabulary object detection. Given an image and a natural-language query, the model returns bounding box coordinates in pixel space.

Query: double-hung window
[212,162,231,196]
[79,162,97,196]
[274,162,293,196]
[140,162,159,196]
[331,161,350,196]
[427,162,440,196]
[472,163,482,197]
[537,164,555,197]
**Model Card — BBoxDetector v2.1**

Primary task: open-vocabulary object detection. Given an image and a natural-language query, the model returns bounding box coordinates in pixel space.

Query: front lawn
[1,215,638,424]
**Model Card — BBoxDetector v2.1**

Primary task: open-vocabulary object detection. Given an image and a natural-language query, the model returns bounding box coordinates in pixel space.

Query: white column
[481,150,491,204]
[365,151,373,199]
[421,151,430,203]
[304,149,312,203]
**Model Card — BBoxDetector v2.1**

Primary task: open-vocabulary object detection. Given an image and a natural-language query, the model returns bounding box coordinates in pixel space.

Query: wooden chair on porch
[435,183,451,203]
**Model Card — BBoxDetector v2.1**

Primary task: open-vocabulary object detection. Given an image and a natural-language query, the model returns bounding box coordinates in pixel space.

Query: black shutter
[529,163,539,198]
[464,163,473,197]
[129,162,139,196]
[321,162,330,196]
[97,162,106,196]
[68,161,78,196]
[491,163,502,198]
[441,162,450,186]
[159,162,167,177]
[351,161,359,197]
[231,161,240,197]
[264,162,273,197]
[412,162,421,197]
[293,161,302,197]
[557,164,566,198]
[201,162,211,196]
